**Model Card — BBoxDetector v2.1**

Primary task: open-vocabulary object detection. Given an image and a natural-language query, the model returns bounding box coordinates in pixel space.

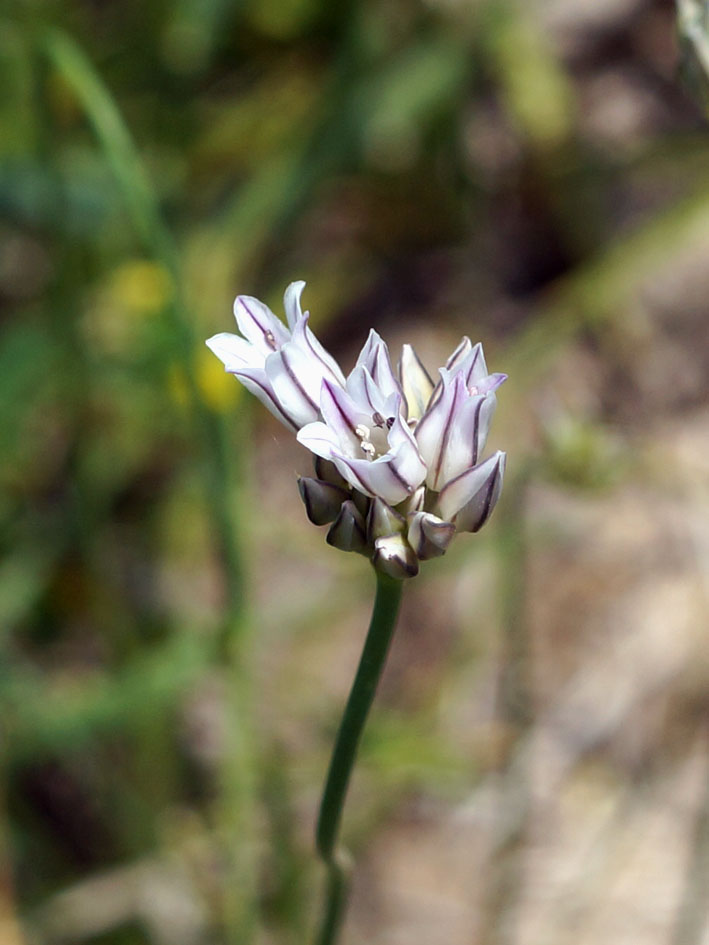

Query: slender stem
[314,571,404,945]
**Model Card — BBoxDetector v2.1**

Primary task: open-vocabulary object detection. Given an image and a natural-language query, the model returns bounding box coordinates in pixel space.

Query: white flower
[297,330,427,506]
[206,281,345,431]
[208,281,508,576]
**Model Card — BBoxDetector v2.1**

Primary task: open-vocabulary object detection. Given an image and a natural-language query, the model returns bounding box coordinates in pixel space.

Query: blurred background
[3,0,709,943]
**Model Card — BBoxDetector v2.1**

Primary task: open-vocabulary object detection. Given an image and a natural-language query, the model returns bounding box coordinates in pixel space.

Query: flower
[206,281,345,431]
[208,281,507,577]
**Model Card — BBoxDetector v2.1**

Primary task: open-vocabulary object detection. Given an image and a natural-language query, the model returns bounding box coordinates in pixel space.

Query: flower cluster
[207,282,507,579]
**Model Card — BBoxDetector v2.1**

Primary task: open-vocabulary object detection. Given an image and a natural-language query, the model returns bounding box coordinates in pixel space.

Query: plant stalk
[314,571,404,945]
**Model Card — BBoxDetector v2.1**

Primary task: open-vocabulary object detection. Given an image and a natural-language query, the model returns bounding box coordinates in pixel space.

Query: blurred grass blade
[41,27,171,263]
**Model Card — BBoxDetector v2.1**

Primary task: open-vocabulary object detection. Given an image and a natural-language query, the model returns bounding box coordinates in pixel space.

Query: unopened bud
[372,534,419,580]
[397,485,425,516]
[326,500,368,554]
[367,497,405,543]
[298,477,350,526]
[314,456,350,489]
[407,511,455,559]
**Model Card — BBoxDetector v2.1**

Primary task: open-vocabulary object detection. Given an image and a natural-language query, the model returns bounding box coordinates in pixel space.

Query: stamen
[355,424,370,440]
[386,416,395,429]
[360,441,376,457]
[372,411,385,428]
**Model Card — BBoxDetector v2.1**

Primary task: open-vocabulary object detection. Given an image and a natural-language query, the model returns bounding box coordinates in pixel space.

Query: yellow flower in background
[196,347,242,412]
[111,260,173,316]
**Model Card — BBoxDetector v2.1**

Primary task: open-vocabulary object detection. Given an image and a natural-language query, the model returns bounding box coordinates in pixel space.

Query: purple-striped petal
[319,379,368,456]
[354,329,404,406]
[206,332,262,371]
[233,295,291,354]
[437,451,506,530]
[231,366,299,431]
[415,371,468,491]
[445,336,472,371]
[290,313,346,388]
[438,392,497,485]
[283,280,306,330]
[296,420,342,459]
[264,345,323,429]
[346,365,392,419]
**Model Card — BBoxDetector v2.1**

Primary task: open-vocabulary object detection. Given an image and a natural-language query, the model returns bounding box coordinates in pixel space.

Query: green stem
[314,571,404,945]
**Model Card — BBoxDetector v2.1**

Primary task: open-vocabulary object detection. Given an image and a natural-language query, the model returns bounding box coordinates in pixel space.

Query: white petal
[283,280,306,330]
[233,294,291,354]
[264,345,322,429]
[297,420,342,459]
[346,365,391,417]
[231,366,299,431]
[319,380,368,456]
[439,393,496,485]
[353,329,403,406]
[437,451,506,527]
[445,336,472,371]
[205,332,262,371]
[290,313,346,387]
[414,372,467,491]
[399,344,434,419]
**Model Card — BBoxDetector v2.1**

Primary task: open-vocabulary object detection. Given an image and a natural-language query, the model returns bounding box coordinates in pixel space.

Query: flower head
[208,282,507,577]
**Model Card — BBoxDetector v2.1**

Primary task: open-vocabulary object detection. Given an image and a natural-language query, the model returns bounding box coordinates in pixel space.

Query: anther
[360,441,376,457]
[355,424,370,440]
[372,412,385,428]
[386,416,395,429]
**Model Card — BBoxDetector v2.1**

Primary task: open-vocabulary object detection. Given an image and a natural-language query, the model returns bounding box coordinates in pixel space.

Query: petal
[231,366,299,431]
[205,332,262,371]
[283,280,306,330]
[399,344,434,420]
[453,341,488,389]
[346,365,392,418]
[296,420,342,461]
[445,336,472,371]
[439,392,497,485]
[414,371,468,491]
[290,312,346,387]
[437,451,506,529]
[319,379,369,456]
[264,344,324,429]
[478,372,507,395]
[354,329,403,406]
[233,294,291,354]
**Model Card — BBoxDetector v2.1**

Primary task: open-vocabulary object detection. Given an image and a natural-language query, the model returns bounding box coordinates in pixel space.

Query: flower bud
[372,534,419,580]
[397,485,425,516]
[314,456,350,490]
[407,511,455,560]
[326,500,368,554]
[366,497,405,544]
[298,477,350,526]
